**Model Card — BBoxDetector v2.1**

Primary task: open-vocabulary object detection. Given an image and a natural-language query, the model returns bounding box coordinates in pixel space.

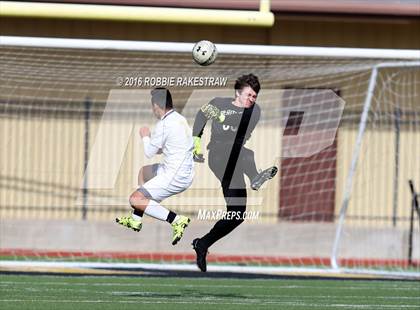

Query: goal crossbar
[1,36,419,59]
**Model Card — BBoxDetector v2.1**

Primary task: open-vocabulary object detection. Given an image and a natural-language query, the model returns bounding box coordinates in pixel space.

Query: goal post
[331,61,420,271]
[0,36,419,278]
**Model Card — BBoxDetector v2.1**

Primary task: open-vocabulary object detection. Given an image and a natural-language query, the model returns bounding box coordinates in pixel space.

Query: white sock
[131,212,142,221]
[144,200,170,221]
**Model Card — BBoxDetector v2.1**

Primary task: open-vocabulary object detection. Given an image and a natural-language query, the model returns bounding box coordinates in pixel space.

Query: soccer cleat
[192,238,208,272]
[200,104,225,123]
[115,215,142,232]
[171,215,191,245]
[251,166,278,191]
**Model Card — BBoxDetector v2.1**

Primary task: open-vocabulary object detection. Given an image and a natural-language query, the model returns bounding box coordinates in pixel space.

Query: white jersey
[142,110,194,177]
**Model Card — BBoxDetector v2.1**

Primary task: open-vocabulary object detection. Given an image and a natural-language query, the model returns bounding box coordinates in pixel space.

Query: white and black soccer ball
[192,40,217,66]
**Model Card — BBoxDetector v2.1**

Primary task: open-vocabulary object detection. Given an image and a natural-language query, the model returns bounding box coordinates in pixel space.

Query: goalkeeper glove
[193,136,205,163]
[200,103,225,123]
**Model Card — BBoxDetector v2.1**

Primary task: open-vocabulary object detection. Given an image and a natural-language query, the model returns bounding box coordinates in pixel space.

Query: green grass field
[0,274,419,309]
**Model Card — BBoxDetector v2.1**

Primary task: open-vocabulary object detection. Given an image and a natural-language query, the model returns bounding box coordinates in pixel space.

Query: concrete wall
[1,219,418,262]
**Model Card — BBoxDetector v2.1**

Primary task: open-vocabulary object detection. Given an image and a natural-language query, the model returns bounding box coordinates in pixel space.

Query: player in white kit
[116,88,194,245]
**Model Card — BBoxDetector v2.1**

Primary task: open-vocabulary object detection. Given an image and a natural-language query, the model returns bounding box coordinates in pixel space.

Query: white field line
[0,260,330,273]
[1,260,419,280]
[1,286,419,301]
[1,286,420,298]
[0,299,418,308]
[0,281,419,291]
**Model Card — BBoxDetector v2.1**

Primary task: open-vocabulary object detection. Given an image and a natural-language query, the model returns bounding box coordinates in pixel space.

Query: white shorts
[138,163,193,202]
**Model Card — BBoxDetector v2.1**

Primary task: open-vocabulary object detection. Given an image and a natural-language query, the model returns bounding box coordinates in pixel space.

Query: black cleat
[192,238,208,272]
[193,153,205,163]
[251,166,278,191]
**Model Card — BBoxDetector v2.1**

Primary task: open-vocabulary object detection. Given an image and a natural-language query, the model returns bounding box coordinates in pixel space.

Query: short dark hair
[234,73,260,94]
[151,87,173,110]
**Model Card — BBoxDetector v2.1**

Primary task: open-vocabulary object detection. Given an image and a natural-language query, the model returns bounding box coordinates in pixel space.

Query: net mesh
[0,45,419,275]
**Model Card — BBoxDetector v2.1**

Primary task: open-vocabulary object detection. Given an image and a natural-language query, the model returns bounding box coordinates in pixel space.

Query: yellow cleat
[115,215,142,232]
[171,215,191,245]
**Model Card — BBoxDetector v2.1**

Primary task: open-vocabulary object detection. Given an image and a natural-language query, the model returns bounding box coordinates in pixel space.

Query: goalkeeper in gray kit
[191,73,278,272]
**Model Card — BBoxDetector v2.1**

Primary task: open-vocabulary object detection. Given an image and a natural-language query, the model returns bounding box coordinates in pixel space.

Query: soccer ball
[192,40,217,66]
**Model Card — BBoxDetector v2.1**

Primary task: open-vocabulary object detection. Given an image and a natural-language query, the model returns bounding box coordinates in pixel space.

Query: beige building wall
[1,16,419,49]
[336,129,420,228]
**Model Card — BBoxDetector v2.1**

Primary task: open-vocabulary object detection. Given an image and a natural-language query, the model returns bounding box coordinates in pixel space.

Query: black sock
[133,209,144,217]
[166,211,177,223]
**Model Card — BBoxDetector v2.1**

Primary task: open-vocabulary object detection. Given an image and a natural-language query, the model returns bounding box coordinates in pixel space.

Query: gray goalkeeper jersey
[192,97,261,150]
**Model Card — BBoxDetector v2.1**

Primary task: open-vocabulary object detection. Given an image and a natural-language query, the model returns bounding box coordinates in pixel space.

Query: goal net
[0,37,419,278]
